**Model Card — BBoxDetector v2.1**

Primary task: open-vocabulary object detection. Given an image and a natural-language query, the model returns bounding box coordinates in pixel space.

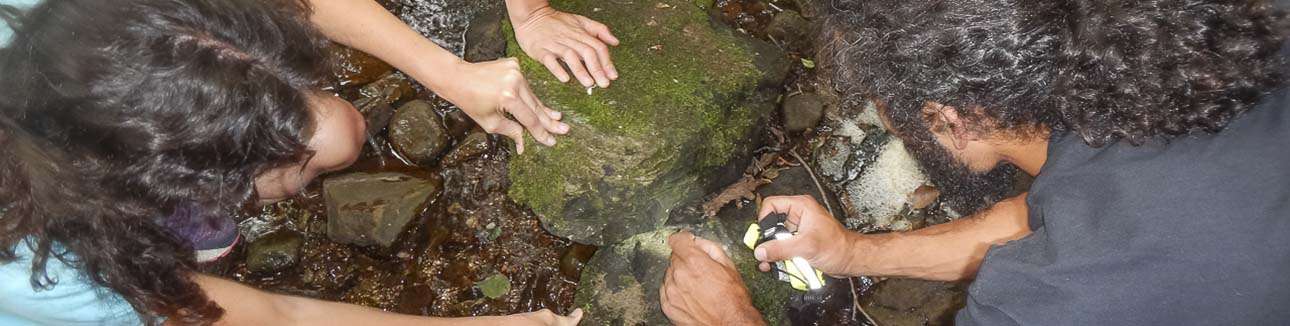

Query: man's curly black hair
[0,0,331,324]
[821,0,1289,147]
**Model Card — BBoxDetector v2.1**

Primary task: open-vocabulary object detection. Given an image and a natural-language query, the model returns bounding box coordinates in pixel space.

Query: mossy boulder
[506,0,788,246]
[574,221,793,325]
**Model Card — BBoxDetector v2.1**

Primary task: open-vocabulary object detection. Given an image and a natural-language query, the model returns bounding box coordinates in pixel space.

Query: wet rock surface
[246,229,305,274]
[324,172,440,247]
[506,0,790,246]
[862,279,968,326]
[389,100,450,166]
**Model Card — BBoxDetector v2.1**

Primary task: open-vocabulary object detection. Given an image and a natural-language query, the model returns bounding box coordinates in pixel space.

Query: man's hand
[437,58,569,154]
[661,231,766,326]
[511,5,620,89]
[755,196,860,277]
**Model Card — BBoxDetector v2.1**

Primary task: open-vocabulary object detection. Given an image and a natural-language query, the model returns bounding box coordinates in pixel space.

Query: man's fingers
[557,49,595,88]
[540,55,571,83]
[759,262,772,272]
[574,33,617,82]
[563,308,584,325]
[753,236,802,263]
[559,38,610,88]
[692,237,737,270]
[544,106,563,121]
[758,195,816,228]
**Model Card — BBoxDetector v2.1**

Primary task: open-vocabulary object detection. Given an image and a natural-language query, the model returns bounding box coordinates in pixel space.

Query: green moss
[506,0,779,245]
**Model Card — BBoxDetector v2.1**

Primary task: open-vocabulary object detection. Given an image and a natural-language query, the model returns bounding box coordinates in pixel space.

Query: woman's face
[254,92,366,205]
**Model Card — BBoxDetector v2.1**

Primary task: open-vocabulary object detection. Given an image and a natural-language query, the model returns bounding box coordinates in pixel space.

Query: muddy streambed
[207,0,970,325]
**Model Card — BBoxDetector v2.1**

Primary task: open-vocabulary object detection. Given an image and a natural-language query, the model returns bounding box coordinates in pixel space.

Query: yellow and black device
[743,212,826,291]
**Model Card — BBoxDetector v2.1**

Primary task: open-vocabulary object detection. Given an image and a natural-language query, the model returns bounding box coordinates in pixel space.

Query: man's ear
[922,103,976,150]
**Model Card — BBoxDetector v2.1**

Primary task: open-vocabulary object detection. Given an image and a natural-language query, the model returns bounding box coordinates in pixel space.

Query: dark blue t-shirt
[958,88,1290,325]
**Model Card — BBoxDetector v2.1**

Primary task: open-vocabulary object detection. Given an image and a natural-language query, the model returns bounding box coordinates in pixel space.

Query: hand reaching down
[661,231,766,326]
[437,58,569,154]
[511,5,620,88]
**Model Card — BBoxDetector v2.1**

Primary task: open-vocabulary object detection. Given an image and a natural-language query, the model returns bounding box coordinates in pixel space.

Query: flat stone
[332,46,393,87]
[245,229,304,274]
[506,0,789,246]
[324,172,439,247]
[441,131,491,166]
[389,100,450,166]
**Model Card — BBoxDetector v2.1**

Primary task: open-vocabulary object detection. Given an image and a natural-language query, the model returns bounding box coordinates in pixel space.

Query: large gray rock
[324,172,439,247]
[507,0,789,246]
[389,100,450,166]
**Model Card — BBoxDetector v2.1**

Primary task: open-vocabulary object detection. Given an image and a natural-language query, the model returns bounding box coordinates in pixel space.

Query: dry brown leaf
[703,176,770,217]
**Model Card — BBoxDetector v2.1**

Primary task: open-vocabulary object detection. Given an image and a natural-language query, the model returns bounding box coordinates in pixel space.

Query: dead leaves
[701,152,786,217]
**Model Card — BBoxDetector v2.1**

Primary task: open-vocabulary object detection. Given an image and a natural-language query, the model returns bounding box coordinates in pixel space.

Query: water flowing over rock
[506,0,790,246]
[324,172,440,247]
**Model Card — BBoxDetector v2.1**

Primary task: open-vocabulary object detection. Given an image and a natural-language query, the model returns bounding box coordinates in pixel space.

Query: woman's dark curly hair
[0,0,332,324]
[821,0,1289,146]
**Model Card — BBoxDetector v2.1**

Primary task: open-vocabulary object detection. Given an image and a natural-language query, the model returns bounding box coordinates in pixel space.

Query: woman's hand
[511,5,620,89]
[436,58,569,154]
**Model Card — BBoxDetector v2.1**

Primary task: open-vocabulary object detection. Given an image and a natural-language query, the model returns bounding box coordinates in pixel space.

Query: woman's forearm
[196,274,518,326]
[505,0,551,22]
[305,0,461,93]
[846,193,1032,281]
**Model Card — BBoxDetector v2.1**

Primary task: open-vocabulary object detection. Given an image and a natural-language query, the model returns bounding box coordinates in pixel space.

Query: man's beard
[898,128,1018,215]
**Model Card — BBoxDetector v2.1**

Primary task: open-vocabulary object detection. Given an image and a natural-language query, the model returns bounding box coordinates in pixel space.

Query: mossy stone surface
[506,0,787,246]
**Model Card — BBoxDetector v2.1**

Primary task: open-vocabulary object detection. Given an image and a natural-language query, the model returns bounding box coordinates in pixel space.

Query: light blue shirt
[0,241,142,325]
[0,0,40,47]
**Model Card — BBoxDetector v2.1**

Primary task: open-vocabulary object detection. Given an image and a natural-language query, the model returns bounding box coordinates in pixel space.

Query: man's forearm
[844,193,1032,281]
[305,0,462,93]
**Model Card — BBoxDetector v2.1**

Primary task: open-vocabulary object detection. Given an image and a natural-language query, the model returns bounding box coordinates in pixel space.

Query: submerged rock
[506,0,789,246]
[324,172,440,247]
[441,131,492,166]
[245,229,304,274]
[389,100,450,166]
[332,46,393,87]
[574,221,794,326]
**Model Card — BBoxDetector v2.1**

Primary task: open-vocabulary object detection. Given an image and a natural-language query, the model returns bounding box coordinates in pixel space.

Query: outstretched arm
[754,194,1032,281]
[195,274,581,325]
[305,0,568,154]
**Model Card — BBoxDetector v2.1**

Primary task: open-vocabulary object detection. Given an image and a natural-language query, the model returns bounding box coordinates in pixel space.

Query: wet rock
[324,172,440,247]
[332,46,393,87]
[507,0,790,246]
[441,131,491,166]
[342,266,409,310]
[766,9,814,52]
[863,279,967,326]
[359,72,416,105]
[442,109,476,141]
[782,92,827,133]
[574,221,793,326]
[355,97,395,140]
[389,100,450,166]
[298,241,362,293]
[464,8,506,62]
[558,243,597,280]
[245,229,304,274]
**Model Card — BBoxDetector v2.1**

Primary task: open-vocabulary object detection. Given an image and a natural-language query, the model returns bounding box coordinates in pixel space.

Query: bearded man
[661,0,1290,325]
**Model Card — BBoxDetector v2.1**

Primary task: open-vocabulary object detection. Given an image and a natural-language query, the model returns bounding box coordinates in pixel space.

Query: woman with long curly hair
[0,0,617,324]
